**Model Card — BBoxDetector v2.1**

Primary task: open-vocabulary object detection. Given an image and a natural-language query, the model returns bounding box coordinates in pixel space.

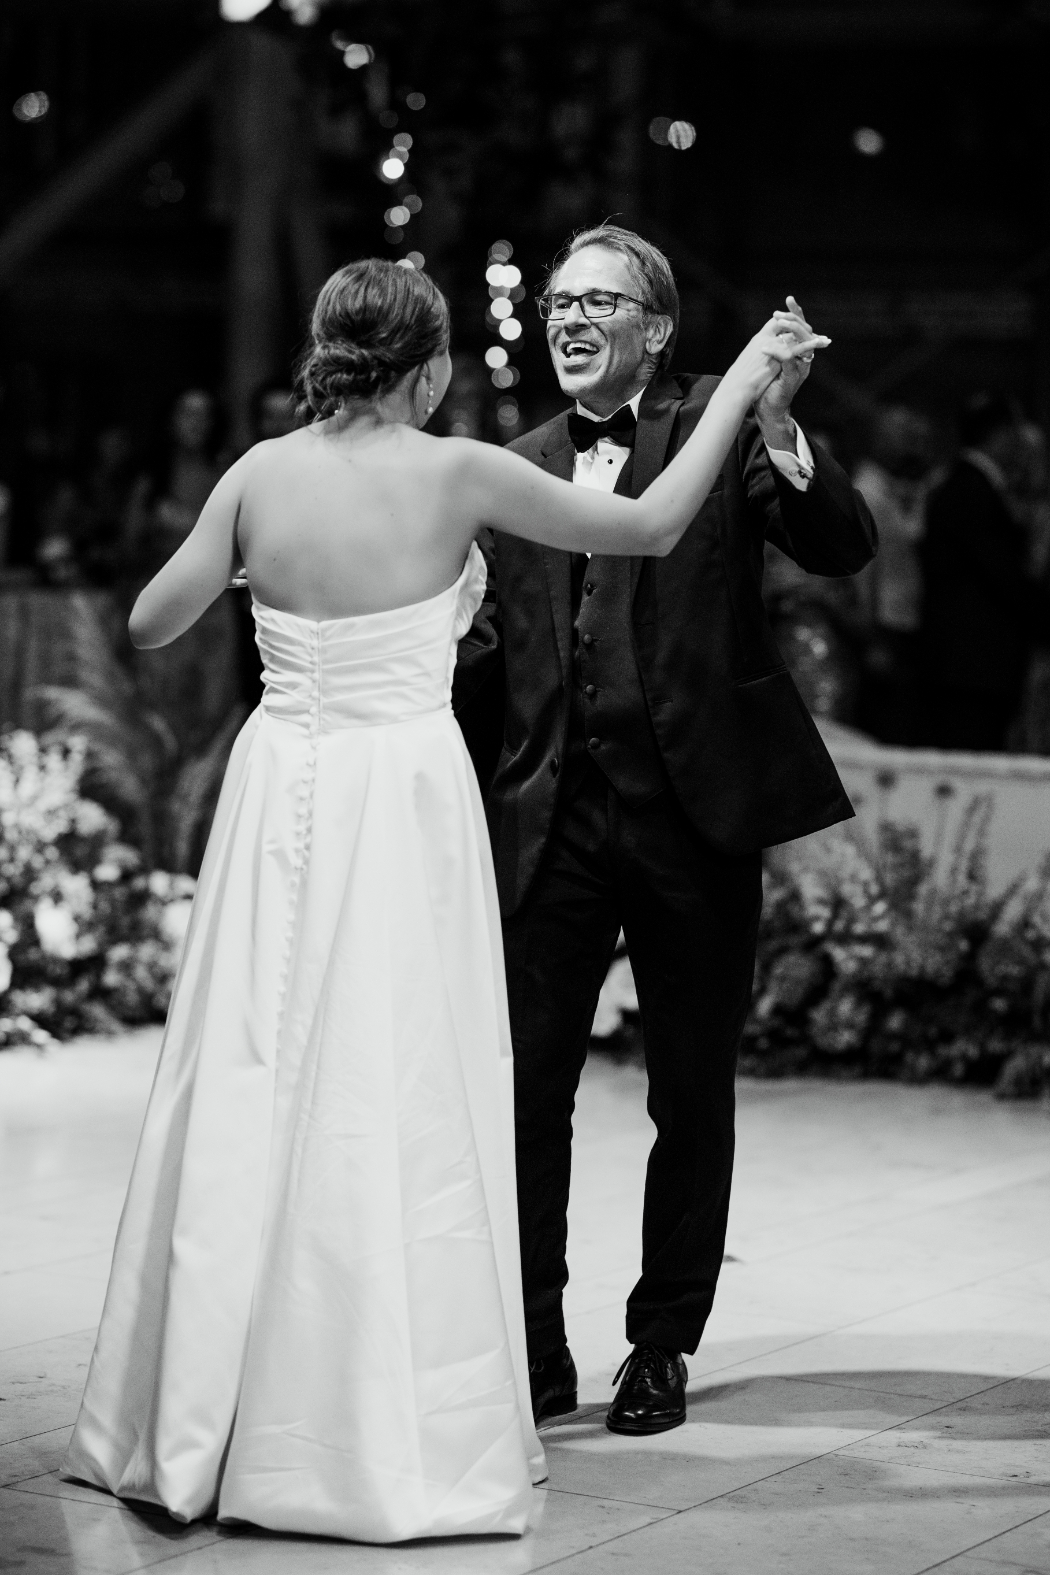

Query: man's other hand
[754,295,818,452]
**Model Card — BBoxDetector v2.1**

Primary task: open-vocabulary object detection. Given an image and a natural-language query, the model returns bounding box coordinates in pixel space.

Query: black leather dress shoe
[529,1344,578,1425]
[606,1342,687,1435]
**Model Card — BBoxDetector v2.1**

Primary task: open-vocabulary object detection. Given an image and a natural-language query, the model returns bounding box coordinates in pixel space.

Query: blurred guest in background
[77,426,151,587]
[920,392,1048,752]
[763,429,866,726]
[0,481,13,572]
[853,406,936,744]
[140,389,225,568]
[1008,420,1050,754]
[35,476,83,587]
[250,383,298,445]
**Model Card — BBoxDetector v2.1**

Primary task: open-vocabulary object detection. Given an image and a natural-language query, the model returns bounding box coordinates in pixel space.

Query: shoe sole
[605,1411,685,1436]
[535,1391,578,1426]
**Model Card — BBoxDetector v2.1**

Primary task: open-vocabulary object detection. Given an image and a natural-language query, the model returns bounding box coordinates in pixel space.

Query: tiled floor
[1,1033,1048,1574]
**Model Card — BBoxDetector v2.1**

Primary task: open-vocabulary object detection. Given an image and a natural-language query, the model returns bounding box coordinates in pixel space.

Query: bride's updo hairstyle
[297,258,450,419]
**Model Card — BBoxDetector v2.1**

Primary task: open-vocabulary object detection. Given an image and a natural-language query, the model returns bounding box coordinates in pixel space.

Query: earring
[424,376,434,419]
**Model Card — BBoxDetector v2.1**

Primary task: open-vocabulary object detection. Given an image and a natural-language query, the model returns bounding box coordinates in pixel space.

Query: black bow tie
[567,405,637,453]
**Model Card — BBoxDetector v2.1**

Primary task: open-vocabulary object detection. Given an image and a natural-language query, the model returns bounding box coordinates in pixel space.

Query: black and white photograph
[1,1,1048,1571]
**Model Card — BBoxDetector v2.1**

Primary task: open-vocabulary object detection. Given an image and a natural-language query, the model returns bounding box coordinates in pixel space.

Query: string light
[667,120,696,150]
[406,92,426,111]
[485,240,523,392]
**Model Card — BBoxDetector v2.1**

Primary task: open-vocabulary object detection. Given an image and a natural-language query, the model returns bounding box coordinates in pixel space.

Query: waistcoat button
[585,582,594,595]
[582,633,594,647]
[585,683,596,698]
[588,736,601,750]
[550,755,559,776]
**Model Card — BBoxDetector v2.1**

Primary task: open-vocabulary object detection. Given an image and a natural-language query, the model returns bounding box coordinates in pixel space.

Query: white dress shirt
[572,388,816,499]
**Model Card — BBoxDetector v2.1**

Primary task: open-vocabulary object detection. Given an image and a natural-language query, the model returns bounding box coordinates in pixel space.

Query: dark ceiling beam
[0,41,219,290]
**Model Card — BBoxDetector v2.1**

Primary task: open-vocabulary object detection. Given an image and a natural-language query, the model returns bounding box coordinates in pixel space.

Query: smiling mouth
[559,340,600,365]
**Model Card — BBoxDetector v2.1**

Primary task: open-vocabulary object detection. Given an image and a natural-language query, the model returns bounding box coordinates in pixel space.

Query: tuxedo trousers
[503,756,762,1360]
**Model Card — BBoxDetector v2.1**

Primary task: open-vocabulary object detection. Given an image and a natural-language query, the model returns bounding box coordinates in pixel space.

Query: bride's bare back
[238,420,477,620]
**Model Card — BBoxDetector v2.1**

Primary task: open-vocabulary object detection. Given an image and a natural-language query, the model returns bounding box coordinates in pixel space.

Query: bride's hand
[723,308,830,406]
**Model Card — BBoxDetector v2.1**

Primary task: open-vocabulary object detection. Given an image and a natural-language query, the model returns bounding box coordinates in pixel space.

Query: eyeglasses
[535,289,648,322]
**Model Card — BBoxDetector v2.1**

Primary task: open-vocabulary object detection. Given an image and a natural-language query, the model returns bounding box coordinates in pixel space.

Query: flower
[159,898,192,948]
[33,897,79,959]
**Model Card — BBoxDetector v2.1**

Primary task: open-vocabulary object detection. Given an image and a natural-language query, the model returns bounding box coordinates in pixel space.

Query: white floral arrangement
[0,731,195,1049]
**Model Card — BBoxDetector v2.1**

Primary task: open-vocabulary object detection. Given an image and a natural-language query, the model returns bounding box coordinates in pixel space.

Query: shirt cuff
[766,424,815,492]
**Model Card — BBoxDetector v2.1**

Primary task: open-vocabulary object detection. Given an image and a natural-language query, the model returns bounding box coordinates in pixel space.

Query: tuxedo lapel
[538,419,575,682]
[628,378,684,597]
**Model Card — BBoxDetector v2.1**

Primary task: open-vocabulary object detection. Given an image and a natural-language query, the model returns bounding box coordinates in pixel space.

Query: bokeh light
[490,298,514,321]
[404,251,425,269]
[220,0,272,19]
[404,194,422,215]
[385,205,411,226]
[380,156,405,181]
[12,91,50,123]
[406,92,426,111]
[496,398,520,427]
[667,120,697,150]
[492,366,520,389]
[648,116,671,145]
[852,126,885,156]
[384,225,404,244]
[484,346,509,369]
[486,263,521,289]
[499,318,523,342]
[392,132,413,152]
[488,239,513,264]
[342,42,374,69]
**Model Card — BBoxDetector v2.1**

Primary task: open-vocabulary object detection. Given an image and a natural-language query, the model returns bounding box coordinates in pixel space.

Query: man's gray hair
[544,224,680,374]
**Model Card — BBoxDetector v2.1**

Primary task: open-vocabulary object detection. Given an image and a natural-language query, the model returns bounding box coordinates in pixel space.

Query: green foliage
[0,730,193,1050]
[743,797,1050,1099]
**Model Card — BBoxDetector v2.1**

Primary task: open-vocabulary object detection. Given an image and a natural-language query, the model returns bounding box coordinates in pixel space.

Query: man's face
[545,246,669,415]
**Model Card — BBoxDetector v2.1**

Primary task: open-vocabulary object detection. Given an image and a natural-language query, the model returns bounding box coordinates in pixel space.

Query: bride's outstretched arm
[454,312,830,557]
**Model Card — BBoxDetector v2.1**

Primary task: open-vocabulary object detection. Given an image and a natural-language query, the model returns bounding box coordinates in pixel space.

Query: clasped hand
[729,295,830,410]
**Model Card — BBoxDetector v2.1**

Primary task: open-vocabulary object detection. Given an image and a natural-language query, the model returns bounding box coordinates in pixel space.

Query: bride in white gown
[62,258,827,1543]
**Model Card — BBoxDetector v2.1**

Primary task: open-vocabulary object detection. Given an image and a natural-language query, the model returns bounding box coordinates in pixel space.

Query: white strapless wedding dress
[63,543,545,1542]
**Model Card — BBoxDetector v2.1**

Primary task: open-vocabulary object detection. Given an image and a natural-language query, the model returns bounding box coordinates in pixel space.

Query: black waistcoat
[566,457,667,804]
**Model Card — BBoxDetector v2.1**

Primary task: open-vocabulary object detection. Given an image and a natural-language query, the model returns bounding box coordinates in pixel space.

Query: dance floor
[2,1033,1049,1574]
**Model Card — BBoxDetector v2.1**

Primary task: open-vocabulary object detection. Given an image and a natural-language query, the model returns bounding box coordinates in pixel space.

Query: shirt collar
[960,448,1008,495]
[575,386,647,425]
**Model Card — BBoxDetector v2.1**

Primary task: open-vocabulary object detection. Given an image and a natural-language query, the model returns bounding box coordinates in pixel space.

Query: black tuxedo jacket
[453,372,877,916]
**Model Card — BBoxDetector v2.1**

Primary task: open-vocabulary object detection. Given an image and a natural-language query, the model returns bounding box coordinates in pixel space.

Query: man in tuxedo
[454,226,876,1435]
[921,393,1043,751]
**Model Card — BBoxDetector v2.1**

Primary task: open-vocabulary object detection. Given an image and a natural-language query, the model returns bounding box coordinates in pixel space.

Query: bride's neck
[326,389,418,436]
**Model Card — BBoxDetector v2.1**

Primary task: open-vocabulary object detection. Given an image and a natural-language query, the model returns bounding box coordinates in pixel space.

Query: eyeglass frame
[534,289,651,322]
